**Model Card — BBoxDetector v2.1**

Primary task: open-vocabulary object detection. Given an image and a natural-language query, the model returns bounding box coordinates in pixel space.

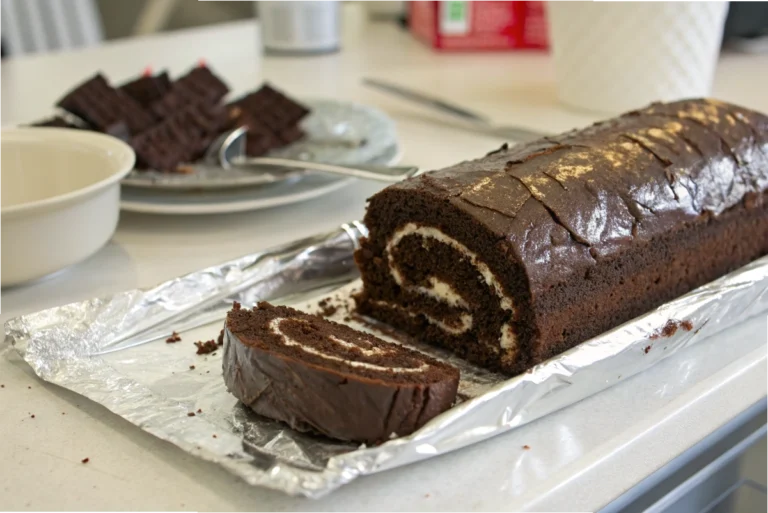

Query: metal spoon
[205,127,419,183]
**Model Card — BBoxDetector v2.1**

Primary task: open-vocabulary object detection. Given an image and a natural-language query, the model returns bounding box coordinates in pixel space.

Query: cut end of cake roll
[355,98,768,376]
[222,302,460,444]
[354,183,533,375]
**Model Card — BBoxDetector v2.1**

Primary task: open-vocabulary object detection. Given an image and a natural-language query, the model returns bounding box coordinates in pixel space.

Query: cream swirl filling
[385,223,517,350]
[386,224,515,312]
[269,318,429,372]
[368,300,473,335]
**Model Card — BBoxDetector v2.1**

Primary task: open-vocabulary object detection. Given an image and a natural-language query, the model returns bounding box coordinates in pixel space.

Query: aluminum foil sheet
[5,223,768,498]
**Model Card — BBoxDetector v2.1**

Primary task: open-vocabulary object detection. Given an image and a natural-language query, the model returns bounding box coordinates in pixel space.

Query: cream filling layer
[369,300,472,335]
[386,223,515,312]
[370,300,517,351]
[384,223,517,350]
[268,318,429,372]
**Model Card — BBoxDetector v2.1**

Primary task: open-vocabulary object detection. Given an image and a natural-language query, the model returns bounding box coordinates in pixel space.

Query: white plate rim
[119,143,403,215]
[120,99,398,191]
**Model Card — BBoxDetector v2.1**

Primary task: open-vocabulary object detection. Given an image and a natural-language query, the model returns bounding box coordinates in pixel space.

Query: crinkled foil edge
[5,223,768,498]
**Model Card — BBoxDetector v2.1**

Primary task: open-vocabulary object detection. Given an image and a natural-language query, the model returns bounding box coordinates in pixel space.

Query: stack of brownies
[32,63,310,173]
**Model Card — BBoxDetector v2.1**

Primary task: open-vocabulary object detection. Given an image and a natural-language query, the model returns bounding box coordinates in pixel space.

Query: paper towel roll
[547,2,729,114]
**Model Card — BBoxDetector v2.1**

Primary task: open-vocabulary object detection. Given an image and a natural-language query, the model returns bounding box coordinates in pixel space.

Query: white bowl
[1,128,135,287]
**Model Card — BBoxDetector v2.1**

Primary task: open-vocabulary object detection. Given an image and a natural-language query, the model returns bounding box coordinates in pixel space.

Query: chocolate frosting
[384,99,768,289]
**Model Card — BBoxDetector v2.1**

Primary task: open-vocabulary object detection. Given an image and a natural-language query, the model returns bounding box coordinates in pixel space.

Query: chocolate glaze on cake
[222,302,460,444]
[355,99,768,376]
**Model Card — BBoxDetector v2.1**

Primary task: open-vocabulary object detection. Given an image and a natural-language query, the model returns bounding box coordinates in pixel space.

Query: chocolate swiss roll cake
[222,302,460,444]
[355,99,768,376]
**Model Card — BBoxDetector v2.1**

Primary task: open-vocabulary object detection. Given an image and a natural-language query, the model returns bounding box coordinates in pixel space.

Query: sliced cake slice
[150,65,229,119]
[56,73,155,135]
[222,302,460,444]
[119,71,171,110]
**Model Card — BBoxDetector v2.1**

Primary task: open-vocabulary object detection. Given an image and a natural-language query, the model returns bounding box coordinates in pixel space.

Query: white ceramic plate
[120,143,401,215]
[121,99,398,190]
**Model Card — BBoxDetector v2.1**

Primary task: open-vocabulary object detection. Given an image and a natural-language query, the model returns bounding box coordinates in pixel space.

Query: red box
[409,1,549,51]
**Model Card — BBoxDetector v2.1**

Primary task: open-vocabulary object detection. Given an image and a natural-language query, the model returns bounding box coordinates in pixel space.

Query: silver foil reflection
[5,222,768,498]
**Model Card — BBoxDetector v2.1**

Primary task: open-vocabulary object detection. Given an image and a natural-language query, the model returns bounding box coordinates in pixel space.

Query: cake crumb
[318,298,338,317]
[1,384,4,388]
[30,414,35,419]
[522,445,530,450]
[650,319,690,340]
[62,412,66,415]
[644,345,651,354]
[197,408,202,414]
[212,434,217,438]
[187,412,195,417]
[195,339,218,355]
[166,331,182,343]
[217,329,224,345]
[81,457,89,464]
[661,321,678,337]
[176,165,195,174]
[27,386,31,389]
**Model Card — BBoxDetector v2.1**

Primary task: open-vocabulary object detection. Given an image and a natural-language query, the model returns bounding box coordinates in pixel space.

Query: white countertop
[1,8,767,511]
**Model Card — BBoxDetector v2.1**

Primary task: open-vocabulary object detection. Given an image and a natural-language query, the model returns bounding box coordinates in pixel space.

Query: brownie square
[150,65,229,119]
[57,73,155,135]
[119,71,172,109]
